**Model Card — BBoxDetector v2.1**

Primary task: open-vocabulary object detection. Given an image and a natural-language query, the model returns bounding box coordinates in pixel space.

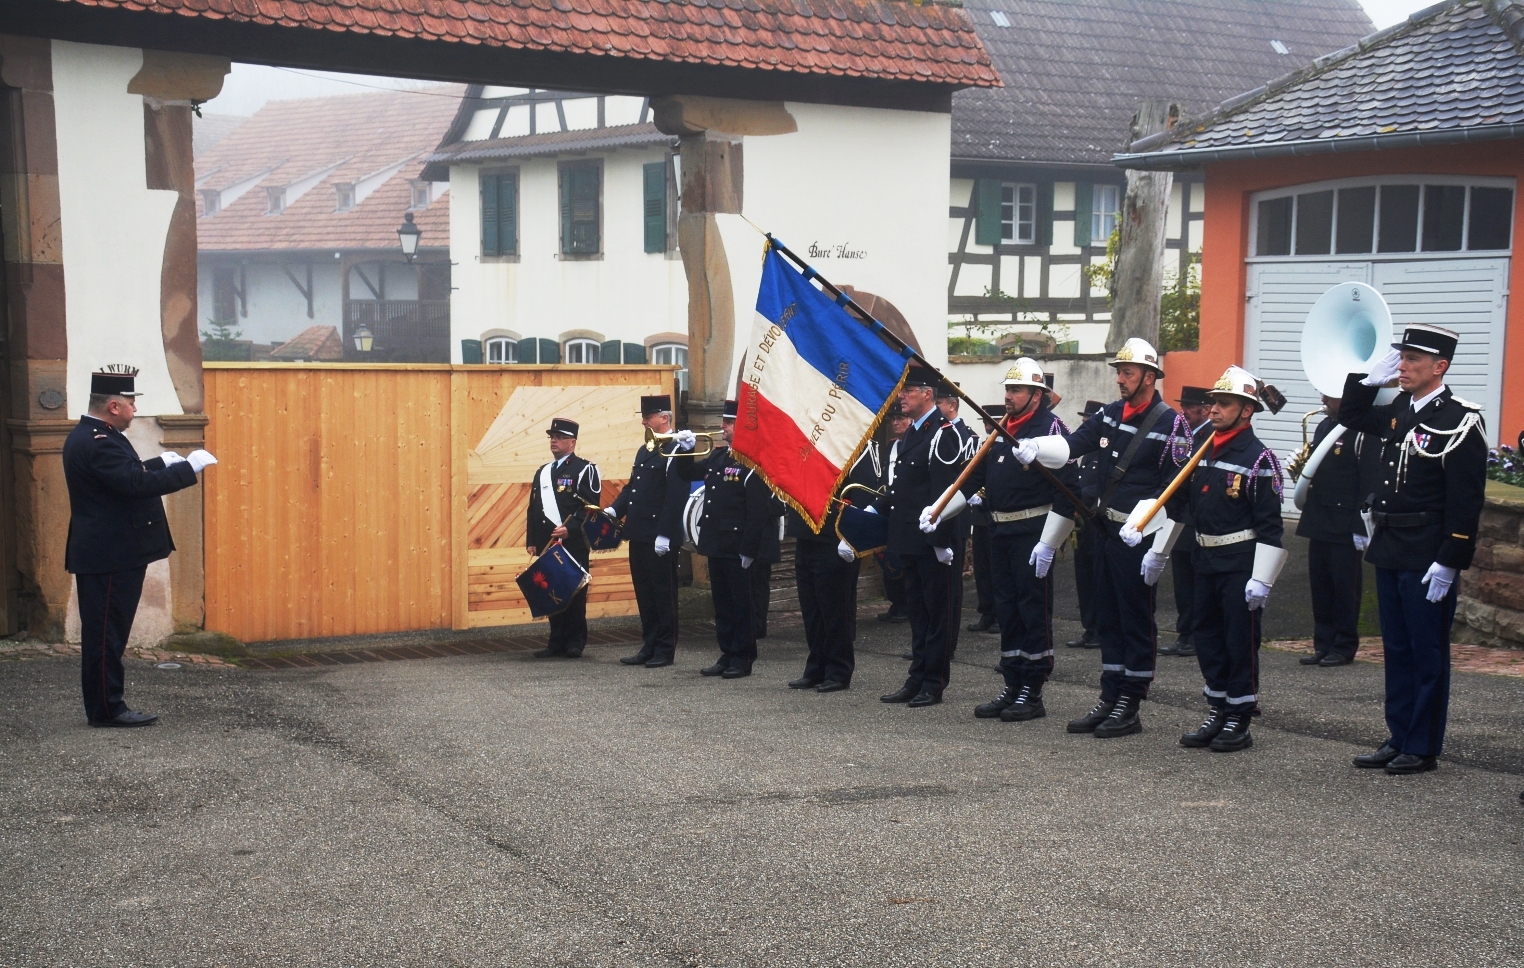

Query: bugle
[644,427,717,457]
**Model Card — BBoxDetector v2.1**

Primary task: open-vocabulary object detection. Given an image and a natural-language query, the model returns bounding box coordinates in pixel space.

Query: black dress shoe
[1158,640,1181,656]
[1066,698,1115,733]
[999,686,1045,722]
[533,646,567,658]
[788,676,822,690]
[1353,744,1400,768]
[644,656,674,669]
[880,686,917,703]
[1208,713,1253,752]
[721,665,752,679]
[1299,651,1328,665]
[966,614,996,633]
[878,609,908,624]
[1093,696,1142,738]
[1180,708,1228,748]
[974,687,1017,719]
[816,680,849,693]
[1066,632,1100,649]
[564,649,584,658]
[1385,753,1439,775]
[907,691,942,708]
[620,652,654,665]
[901,650,914,661]
[90,709,157,728]
[1319,652,1354,667]
[1174,641,1196,657]
[700,660,728,676]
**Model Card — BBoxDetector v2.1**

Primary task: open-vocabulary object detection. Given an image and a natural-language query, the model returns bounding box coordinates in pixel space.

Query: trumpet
[644,427,717,457]
[828,482,886,507]
[1285,407,1327,482]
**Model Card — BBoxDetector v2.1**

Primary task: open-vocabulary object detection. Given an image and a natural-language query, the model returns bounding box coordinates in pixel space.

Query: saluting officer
[1160,386,1213,659]
[609,395,691,669]
[1020,338,1192,738]
[677,400,772,679]
[1340,325,1487,776]
[876,364,971,708]
[526,418,602,659]
[966,359,1079,723]
[1152,367,1286,753]
[1297,394,1379,667]
[64,366,215,727]
[1067,400,1105,650]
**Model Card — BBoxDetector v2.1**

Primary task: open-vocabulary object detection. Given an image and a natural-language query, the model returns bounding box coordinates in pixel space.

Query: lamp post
[397,211,421,261]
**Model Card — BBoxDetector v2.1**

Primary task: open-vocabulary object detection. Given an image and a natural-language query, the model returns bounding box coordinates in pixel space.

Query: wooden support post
[1106,100,1179,353]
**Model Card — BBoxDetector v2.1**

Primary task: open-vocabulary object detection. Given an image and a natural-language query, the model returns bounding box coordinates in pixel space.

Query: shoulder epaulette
[1451,396,1483,411]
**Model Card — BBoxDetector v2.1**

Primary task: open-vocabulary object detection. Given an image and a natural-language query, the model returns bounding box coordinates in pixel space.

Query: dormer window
[1270,39,1289,54]
[334,183,355,212]
[201,189,221,217]
[990,10,1011,27]
[265,186,286,215]
[409,180,431,211]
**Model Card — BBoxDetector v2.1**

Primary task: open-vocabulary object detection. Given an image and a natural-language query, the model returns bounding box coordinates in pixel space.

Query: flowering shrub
[1487,444,1524,487]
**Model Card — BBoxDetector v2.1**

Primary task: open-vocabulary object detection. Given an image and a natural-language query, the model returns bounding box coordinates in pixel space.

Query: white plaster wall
[945,356,1123,417]
[196,259,347,346]
[53,41,182,418]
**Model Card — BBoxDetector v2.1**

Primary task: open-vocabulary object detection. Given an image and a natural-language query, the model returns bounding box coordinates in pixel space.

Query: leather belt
[1105,507,1131,523]
[1372,510,1440,528]
[1196,529,1255,548]
[990,504,1051,524]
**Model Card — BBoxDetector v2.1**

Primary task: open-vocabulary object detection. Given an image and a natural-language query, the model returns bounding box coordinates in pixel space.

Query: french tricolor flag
[732,244,911,532]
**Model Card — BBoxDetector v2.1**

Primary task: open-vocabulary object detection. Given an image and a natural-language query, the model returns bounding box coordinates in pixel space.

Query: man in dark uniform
[1297,394,1379,667]
[526,418,602,659]
[1340,325,1487,776]
[966,404,1005,634]
[1161,386,1213,658]
[676,400,772,679]
[63,366,213,727]
[876,405,912,626]
[748,497,783,640]
[1020,338,1192,737]
[608,395,691,668]
[966,359,1079,723]
[1067,400,1105,650]
[1151,366,1286,752]
[876,364,971,708]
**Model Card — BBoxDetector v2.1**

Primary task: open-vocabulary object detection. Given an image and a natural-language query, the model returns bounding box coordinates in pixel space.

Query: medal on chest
[1225,473,1242,500]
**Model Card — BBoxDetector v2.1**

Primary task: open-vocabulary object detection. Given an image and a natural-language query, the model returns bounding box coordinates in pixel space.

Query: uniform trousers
[795,540,859,684]
[1073,515,1100,636]
[709,556,757,670]
[1191,565,1261,712]
[750,561,773,639]
[545,545,590,655]
[900,545,965,697]
[76,567,147,723]
[971,524,995,619]
[1171,528,1197,644]
[1094,523,1158,702]
[877,550,907,615]
[1376,568,1458,757]
[989,529,1053,689]
[1308,538,1363,658]
[628,539,680,661]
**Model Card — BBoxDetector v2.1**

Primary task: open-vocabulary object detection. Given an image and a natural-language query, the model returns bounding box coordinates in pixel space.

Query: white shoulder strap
[537,462,563,528]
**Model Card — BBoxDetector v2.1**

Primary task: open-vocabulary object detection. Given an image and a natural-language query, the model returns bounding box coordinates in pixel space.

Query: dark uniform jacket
[1339,375,1487,572]
[526,453,602,556]
[952,418,993,529]
[1062,392,1192,518]
[787,443,882,544]
[63,415,199,575]
[872,410,969,555]
[677,446,772,559]
[610,442,689,543]
[967,407,1078,537]
[1166,424,1284,575]
[1295,416,1379,544]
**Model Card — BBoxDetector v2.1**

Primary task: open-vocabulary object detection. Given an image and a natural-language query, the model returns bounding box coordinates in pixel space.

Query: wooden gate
[203,363,675,642]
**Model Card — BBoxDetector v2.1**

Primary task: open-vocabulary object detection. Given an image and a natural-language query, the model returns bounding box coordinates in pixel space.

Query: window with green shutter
[480,172,518,256]
[974,179,1003,246]
[560,164,601,255]
[643,161,667,253]
[1073,182,1093,248]
[1038,182,1054,247]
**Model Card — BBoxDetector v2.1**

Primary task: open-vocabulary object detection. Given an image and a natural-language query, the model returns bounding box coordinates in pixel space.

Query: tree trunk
[1106,100,1178,353]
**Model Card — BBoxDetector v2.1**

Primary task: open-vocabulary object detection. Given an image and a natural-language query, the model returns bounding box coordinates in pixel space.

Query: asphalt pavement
[3,604,1522,968]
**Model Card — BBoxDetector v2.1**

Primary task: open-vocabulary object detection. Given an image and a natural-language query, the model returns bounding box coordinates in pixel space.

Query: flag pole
[765,234,1094,520]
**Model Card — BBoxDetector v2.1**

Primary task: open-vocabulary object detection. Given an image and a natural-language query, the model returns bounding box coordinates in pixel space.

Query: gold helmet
[1002,357,1047,389]
[1109,337,1164,376]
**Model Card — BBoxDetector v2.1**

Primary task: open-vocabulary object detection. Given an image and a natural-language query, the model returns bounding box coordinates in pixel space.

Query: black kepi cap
[983,403,1006,420]
[1177,386,1213,407]
[887,403,907,419]
[547,417,579,438]
[90,364,141,397]
[934,380,961,400]
[639,394,671,416]
[902,363,941,389]
[1080,399,1104,417]
[723,399,738,419]
[1393,323,1458,360]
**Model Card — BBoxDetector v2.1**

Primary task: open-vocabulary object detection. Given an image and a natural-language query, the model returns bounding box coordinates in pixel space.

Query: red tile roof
[59,0,999,87]
[196,85,461,252]
[269,325,345,360]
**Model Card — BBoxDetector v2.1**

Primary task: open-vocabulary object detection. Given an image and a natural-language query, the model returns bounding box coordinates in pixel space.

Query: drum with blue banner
[578,506,623,552]
[516,542,591,618]
[836,504,889,557]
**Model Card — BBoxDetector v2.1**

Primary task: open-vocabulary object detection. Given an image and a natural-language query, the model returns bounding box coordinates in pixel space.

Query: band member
[1161,386,1213,658]
[1297,394,1378,667]
[966,404,1005,635]
[876,404,912,626]
[676,400,772,679]
[966,359,1078,722]
[1019,338,1192,738]
[526,418,602,659]
[876,364,971,707]
[1148,367,1285,752]
[1340,325,1486,775]
[609,395,690,668]
[1067,400,1104,650]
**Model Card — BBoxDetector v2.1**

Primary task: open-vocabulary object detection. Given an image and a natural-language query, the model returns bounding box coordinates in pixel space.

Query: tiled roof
[196,85,462,252]
[1117,0,1524,166]
[53,0,1000,88]
[269,325,344,360]
[424,122,674,167]
[951,0,1373,166]
[192,112,248,158]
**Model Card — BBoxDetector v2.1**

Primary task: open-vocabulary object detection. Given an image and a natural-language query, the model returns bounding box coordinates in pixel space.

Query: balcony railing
[343,299,451,362]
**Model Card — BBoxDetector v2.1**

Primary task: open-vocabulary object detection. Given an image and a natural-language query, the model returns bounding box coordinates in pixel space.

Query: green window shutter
[460,339,483,364]
[517,338,537,364]
[600,339,622,364]
[643,162,667,253]
[1038,182,1054,247]
[538,338,561,364]
[481,174,500,257]
[562,166,600,254]
[974,179,1002,246]
[498,173,517,255]
[1073,182,1093,248]
[559,170,572,254]
[622,342,647,364]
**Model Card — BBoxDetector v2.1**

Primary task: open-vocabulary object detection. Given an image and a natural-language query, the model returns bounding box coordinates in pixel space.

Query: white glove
[968,493,984,509]
[1422,562,1456,603]
[918,506,939,534]
[672,429,697,452]
[1119,525,1143,548]
[1141,550,1167,586]
[187,449,218,473]
[934,547,954,565]
[1361,348,1402,386]
[863,506,878,514]
[1352,533,1369,552]
[740,555,753,569]
[654,535,671,556]
[1245,578,1271,611]
[603,506,618,519]
[1014,439,1039,465]
[1029,541,1056,579]
[837,539,856,562]
[159,451,186,467]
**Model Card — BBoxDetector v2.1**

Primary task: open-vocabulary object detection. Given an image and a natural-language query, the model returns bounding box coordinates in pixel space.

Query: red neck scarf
[1121,395,1153,424]
[1212,423,1249,450]
[1004,408,1038,435]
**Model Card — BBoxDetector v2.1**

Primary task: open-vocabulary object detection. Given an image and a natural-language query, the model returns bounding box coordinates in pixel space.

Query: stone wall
[1456,481,1524,649]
